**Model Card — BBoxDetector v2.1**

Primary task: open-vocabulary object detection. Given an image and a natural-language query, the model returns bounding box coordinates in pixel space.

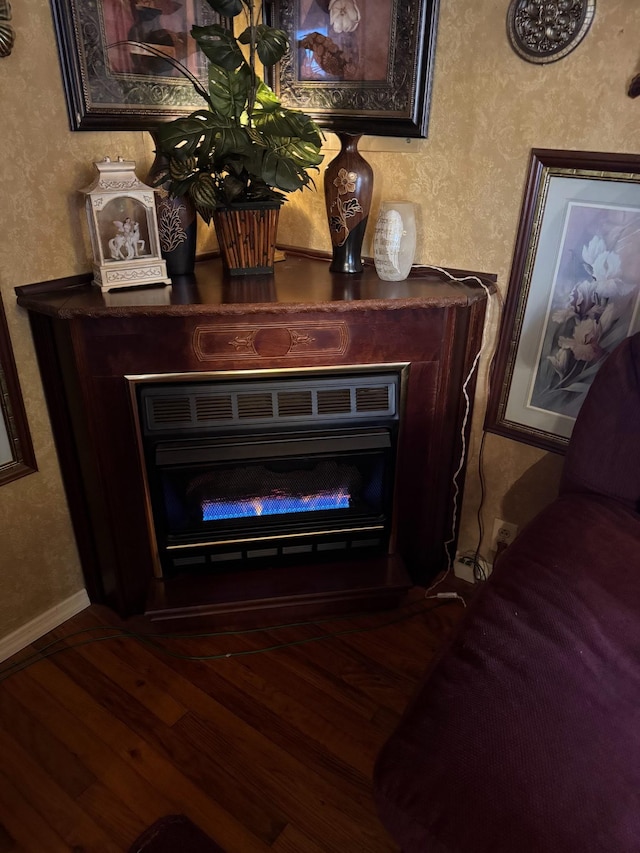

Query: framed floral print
[0,291,37,485]
[265,0,440,137]
[50,0,229,131]
[485,149,640,454]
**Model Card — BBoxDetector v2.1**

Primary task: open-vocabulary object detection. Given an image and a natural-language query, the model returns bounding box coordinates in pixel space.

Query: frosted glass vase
[373,202,417,282]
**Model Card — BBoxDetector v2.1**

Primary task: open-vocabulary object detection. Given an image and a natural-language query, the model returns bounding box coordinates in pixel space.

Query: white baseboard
[0,589,91,663]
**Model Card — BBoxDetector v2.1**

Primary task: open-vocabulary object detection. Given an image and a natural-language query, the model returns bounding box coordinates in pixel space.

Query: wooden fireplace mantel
[16,251,493,626]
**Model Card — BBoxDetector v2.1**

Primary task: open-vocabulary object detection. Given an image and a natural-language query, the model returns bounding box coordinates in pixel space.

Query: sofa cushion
[561,332,640,512]
[374,492,640,853]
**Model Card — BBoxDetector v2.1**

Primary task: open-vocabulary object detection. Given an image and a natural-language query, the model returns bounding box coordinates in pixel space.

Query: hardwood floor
[0,589,467,852]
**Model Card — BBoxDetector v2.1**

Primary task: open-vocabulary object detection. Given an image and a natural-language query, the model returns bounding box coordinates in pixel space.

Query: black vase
[147,132,197,277]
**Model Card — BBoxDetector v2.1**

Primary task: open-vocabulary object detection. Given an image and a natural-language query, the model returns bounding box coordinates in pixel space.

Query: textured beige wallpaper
[1,0,639,640]
[1,0,151,637]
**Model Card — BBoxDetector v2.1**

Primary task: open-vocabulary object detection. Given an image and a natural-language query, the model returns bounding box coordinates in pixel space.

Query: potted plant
[138,0,323,275]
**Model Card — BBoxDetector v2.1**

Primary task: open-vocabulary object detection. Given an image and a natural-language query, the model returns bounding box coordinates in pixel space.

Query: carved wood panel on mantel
[193,321,350,361]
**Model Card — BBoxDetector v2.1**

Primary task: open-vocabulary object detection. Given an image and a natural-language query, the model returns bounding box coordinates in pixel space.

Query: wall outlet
[453,554,478,584]
[490,518,519,552]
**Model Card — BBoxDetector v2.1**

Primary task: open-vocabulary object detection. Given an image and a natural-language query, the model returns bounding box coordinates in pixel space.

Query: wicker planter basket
[213,203,281,276]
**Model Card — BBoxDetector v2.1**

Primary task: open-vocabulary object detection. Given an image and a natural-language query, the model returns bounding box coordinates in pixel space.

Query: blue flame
[202,490,350,521]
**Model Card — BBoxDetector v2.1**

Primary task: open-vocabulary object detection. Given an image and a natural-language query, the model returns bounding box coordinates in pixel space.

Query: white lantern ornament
[80,157,171,292]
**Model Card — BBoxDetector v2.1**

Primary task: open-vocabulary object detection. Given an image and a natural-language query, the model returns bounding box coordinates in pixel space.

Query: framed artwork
[485,149,640,454]
[0,292,37,486]
[265,0,440,137]
[50,0,229,131]
[0,0,15,58]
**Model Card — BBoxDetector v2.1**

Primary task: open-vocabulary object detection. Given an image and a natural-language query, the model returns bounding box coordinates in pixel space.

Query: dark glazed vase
[147,131,197,278]
[324,132,373,274]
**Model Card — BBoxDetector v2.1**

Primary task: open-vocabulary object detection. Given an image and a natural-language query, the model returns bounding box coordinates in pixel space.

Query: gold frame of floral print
[485,148,640,454]
[0,291,37,485]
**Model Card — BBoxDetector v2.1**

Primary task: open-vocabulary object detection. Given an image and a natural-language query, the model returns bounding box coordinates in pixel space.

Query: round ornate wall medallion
[507,0,596,64]
[0,0,15,59]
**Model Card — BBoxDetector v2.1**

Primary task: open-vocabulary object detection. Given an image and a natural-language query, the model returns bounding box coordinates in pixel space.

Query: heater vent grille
[356,386,390,411]
[237,393,274,419]
[195,395,233,421]
[317,388,351,414]
[151,397,192,424]
[141,371,400,434]
[277,391,313,417]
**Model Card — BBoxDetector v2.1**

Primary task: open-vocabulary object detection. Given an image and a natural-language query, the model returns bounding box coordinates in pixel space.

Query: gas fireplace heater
[131,366,405,582]
[17,252,492,623]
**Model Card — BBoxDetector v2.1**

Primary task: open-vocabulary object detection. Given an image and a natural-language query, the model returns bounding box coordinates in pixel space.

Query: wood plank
[20,660,272,853]
[49,610,405,848]
[0,686,95,800]
[335,598,466,677]
[0,822,17,853]
[0,598,460,852]
[2,668,176,828]
[129,623,387,780]
[46,637,379,848]
[32,611,187,727]
[0,726,122,852]
[175,710,392,853]
[107,607,385,723]
[260,620,417,715]
[75,781,157,850]
[272,822,365,853]
[89,606,396,777]
[0,768,68,852]
[35,644,287,846]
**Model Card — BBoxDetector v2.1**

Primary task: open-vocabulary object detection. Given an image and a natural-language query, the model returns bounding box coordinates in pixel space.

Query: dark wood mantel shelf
[16,251,495,317]
[16,251,494,627]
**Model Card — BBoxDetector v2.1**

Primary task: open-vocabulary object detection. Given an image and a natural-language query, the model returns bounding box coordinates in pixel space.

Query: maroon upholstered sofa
[374,332,640,853]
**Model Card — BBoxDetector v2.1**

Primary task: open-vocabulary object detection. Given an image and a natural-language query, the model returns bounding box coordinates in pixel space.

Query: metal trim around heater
[127,364,409,579]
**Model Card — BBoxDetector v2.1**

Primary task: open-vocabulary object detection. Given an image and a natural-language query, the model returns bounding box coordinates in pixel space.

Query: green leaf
[238,25,289,67]
[254,80,281,112]
[261,149,310,192]
[213,125,252,161]
[253,108,322,149]
[208,64,251,118]
[252,110,305,139]
[192,24,244,71]
[224,155,247,178]
[154,114,214,159]
[280,110,323,147]
[168,174,199,199]
[189,173,220,216]
[203,0,244,18]
[221,173,247,203]
[279,138,324,169]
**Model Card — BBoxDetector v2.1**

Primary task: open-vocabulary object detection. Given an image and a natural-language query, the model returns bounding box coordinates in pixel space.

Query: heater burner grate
[202,490,351,521]
[191,459,362,523]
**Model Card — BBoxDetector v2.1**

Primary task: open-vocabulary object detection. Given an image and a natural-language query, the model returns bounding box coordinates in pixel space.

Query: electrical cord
[0,595,464,685]
[474,428,489,572]
[412,264,498,595]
